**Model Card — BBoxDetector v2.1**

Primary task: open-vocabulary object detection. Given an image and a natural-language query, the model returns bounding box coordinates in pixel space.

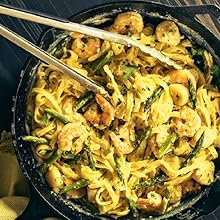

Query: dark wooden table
[0,0,219,219]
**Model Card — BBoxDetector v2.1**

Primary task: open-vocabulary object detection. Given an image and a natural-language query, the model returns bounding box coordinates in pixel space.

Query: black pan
[12,1,220,220]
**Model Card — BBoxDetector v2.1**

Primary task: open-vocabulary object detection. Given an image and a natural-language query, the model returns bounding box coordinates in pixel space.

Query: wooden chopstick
[0,24,108,97]
[0,4,182,70]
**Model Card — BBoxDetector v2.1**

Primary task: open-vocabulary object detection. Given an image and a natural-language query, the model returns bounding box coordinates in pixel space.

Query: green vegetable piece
[181,131,205,168]
[211,65,220,90]
[59,179,88,194]
[123,65,138,80]
[188,79,197,109]
[75,92,95,111]
[66,154,83,166]
[90,50,113,73]
[78,198,99,214]
[135,126,152,148]
[62,151,83,166]
[40,148,63,174]
[156,133,178,158]
[127,31,132,37]
[22,135,48,144]
[127,198,138,217]
[114,155,124,182]
[41,113,50,126]
[85,144,96,171]
[132,174,167,190]
[52,36,72,59]
[45,108,70,124]
[144,86,164,111]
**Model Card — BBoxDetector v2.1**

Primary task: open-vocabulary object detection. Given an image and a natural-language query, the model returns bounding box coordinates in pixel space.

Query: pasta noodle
[25,11,220,217]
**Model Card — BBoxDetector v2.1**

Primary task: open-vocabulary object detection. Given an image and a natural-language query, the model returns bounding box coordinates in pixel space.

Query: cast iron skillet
[12,1,220,220]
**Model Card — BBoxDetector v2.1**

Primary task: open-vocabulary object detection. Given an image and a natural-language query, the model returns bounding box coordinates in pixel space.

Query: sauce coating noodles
[26,11,220,217]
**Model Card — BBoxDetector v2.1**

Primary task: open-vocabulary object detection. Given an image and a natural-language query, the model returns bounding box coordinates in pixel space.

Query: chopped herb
[123,65,138,80]
[41,113,50,126]
[127,31,132,37]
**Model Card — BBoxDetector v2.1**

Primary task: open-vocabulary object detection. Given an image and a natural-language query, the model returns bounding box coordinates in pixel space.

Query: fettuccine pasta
[25,11,220,217]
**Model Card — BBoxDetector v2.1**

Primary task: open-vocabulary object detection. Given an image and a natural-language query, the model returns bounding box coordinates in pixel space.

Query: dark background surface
[0,0,220,219]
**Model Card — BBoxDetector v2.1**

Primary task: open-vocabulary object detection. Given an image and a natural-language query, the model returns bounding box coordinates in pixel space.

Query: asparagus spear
[75,91,95,111]
[65,154,83,166]
[114,155,124,182]
[59,179,88,194]
[90,50,113,73]
[127,198,138,217]
[85,144,96,171]
[132,174,167,190]
[156,133,178,158]
[181,131,205,168]
[45,108,70,124]
[135,126,152,148]
[40,148,63,174]
[78,198,99,214]
[123,65,138,80]
[22,135,48,144]
[188,79,197,109]
[144,86,164,111]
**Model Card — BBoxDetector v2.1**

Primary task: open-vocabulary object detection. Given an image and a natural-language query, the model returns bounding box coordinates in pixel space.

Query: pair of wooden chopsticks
[0,4,182,96]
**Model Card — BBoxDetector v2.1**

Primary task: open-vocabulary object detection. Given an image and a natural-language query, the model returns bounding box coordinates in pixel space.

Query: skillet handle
[16,182,64,220]
[175,4,220,20]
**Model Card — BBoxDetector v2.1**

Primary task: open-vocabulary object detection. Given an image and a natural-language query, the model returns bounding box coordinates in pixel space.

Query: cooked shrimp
[169,84,189,106]
[113,11,144,34]
[45,165,64,193]
[155,21,181,46]
[84,94,115,128]
[167,69,197,88]
[95,94,115,126]
[137,191,162,212]
[192,160,215,185]
[84,103,101,125]
[109,131,134,155]
[71,33,101,59]
[172,106,201,137]
[57,122,88,153]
